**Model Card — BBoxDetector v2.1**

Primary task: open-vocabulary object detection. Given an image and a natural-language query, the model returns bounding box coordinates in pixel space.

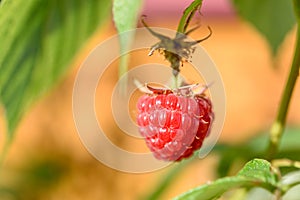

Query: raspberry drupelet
[136,85,214,161]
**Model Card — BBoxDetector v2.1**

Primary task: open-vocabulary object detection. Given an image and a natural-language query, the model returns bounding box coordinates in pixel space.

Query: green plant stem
[176,0,203,34]
[267,1,300,159]
[172,75,178,89]
[144,1,205,198]
[174,0,203,88]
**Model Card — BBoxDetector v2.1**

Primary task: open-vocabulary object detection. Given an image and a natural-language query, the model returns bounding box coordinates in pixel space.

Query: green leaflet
[0,0,111,138]
[112,0,143,78]
[173,159,278,200]
[232,0,296,55]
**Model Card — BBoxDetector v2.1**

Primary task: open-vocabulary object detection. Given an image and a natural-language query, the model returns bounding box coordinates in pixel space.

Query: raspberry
[136,87,214,161]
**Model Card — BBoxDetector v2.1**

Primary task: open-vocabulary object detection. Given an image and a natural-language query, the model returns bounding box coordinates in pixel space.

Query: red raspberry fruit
[136,88,214,161]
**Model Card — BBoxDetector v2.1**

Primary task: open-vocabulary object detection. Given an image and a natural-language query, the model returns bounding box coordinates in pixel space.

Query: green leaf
[112,0,143,77]
[173,159,278,200]
[237,159,278,186]
[294,0,300,20]
[0,0,111,138]
[232,0,296,55]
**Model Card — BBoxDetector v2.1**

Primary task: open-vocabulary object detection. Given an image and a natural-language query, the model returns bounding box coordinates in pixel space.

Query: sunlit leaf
[174,159,278,200]
[0,0,111,138]
[113,0,143,77]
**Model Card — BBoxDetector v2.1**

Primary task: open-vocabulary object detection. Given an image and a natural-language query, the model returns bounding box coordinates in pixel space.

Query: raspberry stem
[172,75,178,89]
[267,1,300,159]
[176,0,203,35]
[172,0,203,88]
[171,75,182,89]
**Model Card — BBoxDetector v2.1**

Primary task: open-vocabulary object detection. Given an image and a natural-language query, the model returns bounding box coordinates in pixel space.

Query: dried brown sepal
[143,82,210,97]
[141,16,212,77]
[146,84,173,95]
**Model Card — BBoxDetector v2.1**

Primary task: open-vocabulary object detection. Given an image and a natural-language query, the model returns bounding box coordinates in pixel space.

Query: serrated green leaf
[232,0,296,55]
[174,159,278,200]
[112,0,143,77]
[174,177,255,200]
[238,159,278,186]
[0,0,111,138]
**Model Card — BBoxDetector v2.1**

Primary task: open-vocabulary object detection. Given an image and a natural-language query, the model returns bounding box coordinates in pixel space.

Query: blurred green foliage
[174,159,278,200]
[232,0,296,55]
[0,0,111,139]
[0,154,70,200]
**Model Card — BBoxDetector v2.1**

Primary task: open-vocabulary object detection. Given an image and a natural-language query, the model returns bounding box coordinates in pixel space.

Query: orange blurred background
[1,0,300,199]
